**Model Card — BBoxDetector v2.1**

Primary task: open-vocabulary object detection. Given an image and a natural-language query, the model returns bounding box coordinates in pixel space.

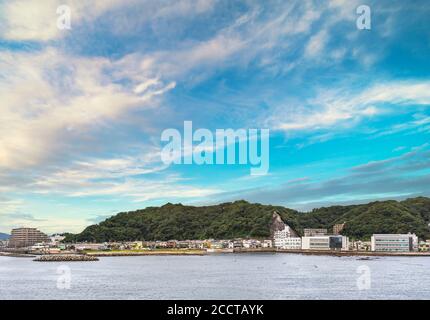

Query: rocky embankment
[33,255,99,262]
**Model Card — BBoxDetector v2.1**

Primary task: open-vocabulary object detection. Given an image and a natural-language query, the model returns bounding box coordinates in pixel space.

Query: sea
[1,253,429,300]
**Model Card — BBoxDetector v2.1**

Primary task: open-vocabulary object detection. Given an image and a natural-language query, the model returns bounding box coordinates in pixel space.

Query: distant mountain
[64,197,430,243]
[0,233,10,240]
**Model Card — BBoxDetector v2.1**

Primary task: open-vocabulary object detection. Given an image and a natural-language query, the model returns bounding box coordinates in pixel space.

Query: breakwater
[33,255,99,262]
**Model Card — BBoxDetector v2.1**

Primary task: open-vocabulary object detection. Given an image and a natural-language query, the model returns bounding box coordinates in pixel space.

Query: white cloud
[0,48,176,170]
[269,81,430,132]
[305,30,328,57]
[0,0,217,42]
[0,0,127,41]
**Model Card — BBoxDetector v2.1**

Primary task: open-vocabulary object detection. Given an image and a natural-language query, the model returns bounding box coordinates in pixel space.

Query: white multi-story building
[276,237,302,250]
[302,235,349,251]
[371,234,418,252]
[274,225,293,239]
[274,226,301,249]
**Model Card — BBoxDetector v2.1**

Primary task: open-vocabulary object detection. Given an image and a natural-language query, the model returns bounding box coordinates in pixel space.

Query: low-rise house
[75,243,107,251]
[177,241,191,248]
[166,241,177,248]
[189,240,206,249]
[233,240,243,248]
[210,241,224,249]
[349,240,371,251]
[243,239,261,249]
[130,241,144,250]
[262,240,273,248]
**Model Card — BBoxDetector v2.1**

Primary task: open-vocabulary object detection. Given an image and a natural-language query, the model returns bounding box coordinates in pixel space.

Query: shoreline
[273,249,430,257]
[0,252,36,258]
[85,249,207,257]
[2,249,430,259]
[84,248,430,258]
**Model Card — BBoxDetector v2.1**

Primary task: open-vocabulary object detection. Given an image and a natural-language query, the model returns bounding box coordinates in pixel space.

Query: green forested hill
[64,197,430,242]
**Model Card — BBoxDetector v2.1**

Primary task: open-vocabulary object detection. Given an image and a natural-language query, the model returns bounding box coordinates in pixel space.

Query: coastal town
[1,217,430,259]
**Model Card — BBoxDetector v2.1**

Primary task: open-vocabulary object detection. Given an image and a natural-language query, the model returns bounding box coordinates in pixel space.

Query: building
[302,235,349,251]
[74,243,107,251]
[8,228,50,248]
[243,239,260,249]
[350,240,371,251]
[371,234,419,252]
[262,240,273,248]
[210,241,224,249]
[50,234,65,246]
[333,223,345,235]
[274,226,302,249]
[274,225,294,239]
[276,237,302,250]
[303,228,327,237]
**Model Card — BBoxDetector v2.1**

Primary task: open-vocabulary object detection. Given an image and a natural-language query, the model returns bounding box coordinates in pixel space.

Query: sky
[0,0,430,234]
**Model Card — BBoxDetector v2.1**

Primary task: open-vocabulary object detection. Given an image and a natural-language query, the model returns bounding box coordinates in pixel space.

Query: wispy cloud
[267,81,430,132]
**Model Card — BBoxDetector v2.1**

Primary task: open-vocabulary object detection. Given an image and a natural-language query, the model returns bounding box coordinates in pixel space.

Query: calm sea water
[1,253,429,300]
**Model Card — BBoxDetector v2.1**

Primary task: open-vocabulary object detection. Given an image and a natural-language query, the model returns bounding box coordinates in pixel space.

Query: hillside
[0,233,10,240]
[64,197,430,242]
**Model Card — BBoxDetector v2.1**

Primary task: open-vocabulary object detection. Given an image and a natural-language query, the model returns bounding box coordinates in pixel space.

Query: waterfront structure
[8,228,50,248]
[302,235,349,251]
[333,223,345,235]
[371,234,419,252]
[276,237,302,250]
[303,228,327,237]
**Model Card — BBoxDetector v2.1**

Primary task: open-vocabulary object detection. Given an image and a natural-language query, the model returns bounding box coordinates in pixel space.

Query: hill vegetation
[64,197,430,242]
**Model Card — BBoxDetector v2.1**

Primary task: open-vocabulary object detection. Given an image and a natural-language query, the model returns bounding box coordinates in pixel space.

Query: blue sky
[0,0,430,234]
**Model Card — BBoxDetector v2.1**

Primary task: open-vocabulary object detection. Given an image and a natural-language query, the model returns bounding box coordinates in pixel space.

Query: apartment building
[8,228,50,248]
